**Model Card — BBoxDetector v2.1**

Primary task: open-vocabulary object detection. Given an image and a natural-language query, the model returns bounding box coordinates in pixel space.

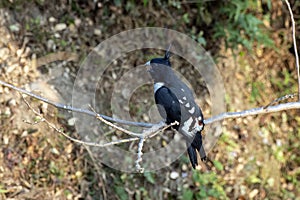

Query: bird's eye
[198,120,203,126]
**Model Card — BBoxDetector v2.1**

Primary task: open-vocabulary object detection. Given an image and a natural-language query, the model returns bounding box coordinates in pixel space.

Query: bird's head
[145,48,171,68]
[145,48,173,83]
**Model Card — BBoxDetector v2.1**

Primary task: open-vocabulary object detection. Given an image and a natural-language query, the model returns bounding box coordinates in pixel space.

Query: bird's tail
[186,131,206,169]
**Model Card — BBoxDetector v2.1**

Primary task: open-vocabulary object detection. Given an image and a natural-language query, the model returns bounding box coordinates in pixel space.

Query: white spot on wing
[181,88,185,92]
[183,96,187,100]
[154,82,164,93]
[185,102,190,108]
[188,107,195,114]
[182,117,194,137]
[179,99,183,104]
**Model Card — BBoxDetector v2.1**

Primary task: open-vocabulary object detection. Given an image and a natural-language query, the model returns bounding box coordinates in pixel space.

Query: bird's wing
[154,86,181,125]
[167,81,203,120]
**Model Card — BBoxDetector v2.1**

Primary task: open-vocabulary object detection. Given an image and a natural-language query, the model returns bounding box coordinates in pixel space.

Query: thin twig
[285,0,300,100]
[90,106,143,138]
[148,121,179,138]
[83,144,107,200]
[135,137,145,173]
[263,93,296,108]
[21,94,140,147]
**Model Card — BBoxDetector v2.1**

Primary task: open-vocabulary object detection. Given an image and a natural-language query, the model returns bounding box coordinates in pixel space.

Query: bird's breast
[154,82,165,93]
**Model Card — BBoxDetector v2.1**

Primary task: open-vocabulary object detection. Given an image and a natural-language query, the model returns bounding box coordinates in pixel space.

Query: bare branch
[0,80,153,128]
[285,0,300,100]
[205,101,300,124]
[2,80,300,128]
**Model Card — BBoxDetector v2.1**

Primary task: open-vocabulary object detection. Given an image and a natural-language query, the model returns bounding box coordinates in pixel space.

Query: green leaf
[144,172,155,184]
[213,160,224,171]
[143,0,148,7]
[248,175,261,184]
[182,189,194,200]
[0,188,8,193]
[274,148,285,163]
[183,13,190,24]
[114,186,128,200]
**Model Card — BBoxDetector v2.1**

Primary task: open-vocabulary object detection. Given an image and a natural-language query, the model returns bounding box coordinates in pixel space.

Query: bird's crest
[164,43,172,60]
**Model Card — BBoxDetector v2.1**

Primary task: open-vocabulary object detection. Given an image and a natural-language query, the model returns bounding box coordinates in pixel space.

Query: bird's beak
[144,61,151,66]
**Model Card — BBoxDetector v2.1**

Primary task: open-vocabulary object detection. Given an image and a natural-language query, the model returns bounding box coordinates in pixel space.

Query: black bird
[145,49,207,169]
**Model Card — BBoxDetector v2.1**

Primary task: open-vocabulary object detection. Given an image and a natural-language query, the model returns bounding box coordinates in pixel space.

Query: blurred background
[0,0,299,199]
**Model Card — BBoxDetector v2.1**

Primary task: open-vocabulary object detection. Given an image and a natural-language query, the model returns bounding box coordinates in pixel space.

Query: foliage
[212,0,274,51]
[104,0,274,52]
[180,171,228,200]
